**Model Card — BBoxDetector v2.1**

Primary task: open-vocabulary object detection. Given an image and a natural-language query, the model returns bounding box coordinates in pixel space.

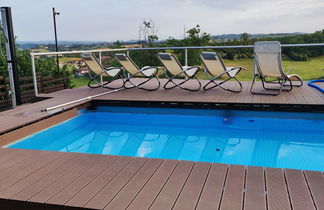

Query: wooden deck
[0,79,323,135]
[0,79,324,209]
[0,148,323,210]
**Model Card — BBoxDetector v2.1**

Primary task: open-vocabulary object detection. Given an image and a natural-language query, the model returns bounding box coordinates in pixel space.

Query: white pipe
[99,51,103,84]
[42,88,123,112]
[184,48,188,66]
[31,55,38,96]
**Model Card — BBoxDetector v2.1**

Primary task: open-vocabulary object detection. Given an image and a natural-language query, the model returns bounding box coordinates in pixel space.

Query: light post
[52,7,60,77]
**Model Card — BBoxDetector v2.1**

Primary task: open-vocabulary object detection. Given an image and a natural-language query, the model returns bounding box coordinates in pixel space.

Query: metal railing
[30,43,324,96]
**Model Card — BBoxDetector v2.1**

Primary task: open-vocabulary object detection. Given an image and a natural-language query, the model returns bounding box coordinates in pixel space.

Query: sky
[1,0,324,42]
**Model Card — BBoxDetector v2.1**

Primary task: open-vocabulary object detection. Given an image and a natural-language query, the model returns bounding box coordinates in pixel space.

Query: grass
[71,77,89,88]
[71,56,324,88]
[59,57,81,63]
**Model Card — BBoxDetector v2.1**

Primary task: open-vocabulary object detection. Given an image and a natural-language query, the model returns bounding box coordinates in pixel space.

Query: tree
[240,33,249,41]
[112,40,123,48]
[186,25,210,46]
[138,18,159,47]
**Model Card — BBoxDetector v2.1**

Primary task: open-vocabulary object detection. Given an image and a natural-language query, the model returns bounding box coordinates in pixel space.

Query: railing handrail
[30,43,324,56]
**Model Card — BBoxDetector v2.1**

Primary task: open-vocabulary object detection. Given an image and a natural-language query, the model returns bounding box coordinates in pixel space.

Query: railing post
[31,54,38,97]
[126,51,130,77]
[184,48,188,66]
[99,51,103,84]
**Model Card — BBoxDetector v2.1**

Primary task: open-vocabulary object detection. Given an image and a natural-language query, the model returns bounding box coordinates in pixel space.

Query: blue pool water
[7,106,324,171]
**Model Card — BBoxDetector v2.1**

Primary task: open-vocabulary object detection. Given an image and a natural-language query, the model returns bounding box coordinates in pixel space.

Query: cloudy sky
[2,0,324,41]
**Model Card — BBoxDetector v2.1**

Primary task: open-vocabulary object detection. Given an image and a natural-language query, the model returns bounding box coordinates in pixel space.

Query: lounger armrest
[225,66,246,77]
[141,66,157,71]
[182,66,200,77]
[103,67,123,77]
[228,66,247,71]
[104,67,123,71]
[140,66,158,77]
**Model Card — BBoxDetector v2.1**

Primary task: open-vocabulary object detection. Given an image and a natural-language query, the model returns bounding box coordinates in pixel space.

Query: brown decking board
[244,166,267,210]
[0,148,323,209]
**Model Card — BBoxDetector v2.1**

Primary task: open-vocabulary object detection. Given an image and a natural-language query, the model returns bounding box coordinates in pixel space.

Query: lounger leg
[203,74,242,92]
[250,75,283,96]
[283,78,303,87]
[124,72,160,91]
[262,78,293,92]
[87,72,104,88]
[135,74,160,91]
[102,72,125,90]
[163,75,201,91]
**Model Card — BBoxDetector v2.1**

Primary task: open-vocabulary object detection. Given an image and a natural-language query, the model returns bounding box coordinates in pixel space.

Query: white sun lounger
[250,41,303,95]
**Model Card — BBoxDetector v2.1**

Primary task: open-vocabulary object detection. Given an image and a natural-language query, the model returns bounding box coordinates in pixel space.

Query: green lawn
[71,77,89,88]
[71,56,324,88]
[60,57,81,63]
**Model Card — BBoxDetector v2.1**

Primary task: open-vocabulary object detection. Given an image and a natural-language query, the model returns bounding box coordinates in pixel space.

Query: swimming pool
[7,106,324,171]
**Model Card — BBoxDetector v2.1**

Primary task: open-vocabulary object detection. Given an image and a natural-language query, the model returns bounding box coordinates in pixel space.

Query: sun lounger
[250,41,303,95]
[200,52,246,92]
[157,53,201,91]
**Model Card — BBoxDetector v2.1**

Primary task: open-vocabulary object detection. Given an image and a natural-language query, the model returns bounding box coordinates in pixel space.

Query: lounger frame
[115,54,160,91]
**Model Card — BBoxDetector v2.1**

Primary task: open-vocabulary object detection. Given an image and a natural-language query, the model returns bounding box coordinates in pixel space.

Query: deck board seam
[242,167,247,210]
[38,155,107,206]
[59,156,119,207]
[123,159,165,210]
[170,161,195,210]
[283,170,293,210]
[3,153,79,200]
[8,153,86,203]
[194,163,212,210]
[101,158,151,209]
[217,165,229,210]
[146,161,180,210]
[264,168,269,210]
[0,151,62,192]
[79,157,136,208]
[0,150,38,179]
[303,171,318,210]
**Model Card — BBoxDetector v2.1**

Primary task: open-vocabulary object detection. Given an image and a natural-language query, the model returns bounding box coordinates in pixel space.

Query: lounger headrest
[115,53,127,61]
[254,41,281,54]
[201,52,217,60]
[158,53,172,60]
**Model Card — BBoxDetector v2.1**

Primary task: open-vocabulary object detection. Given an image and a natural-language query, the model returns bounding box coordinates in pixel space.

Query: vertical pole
[1,7,21,106]
[184,48,188,66]
[31,55,38,96]
[126,51,130,77]
[99,51,103,84]
[52,8,60,77]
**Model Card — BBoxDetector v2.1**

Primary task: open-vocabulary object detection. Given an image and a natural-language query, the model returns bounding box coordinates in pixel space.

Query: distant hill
[17,32,308,49]
[17,40,113,49]
[211,32,306,41]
